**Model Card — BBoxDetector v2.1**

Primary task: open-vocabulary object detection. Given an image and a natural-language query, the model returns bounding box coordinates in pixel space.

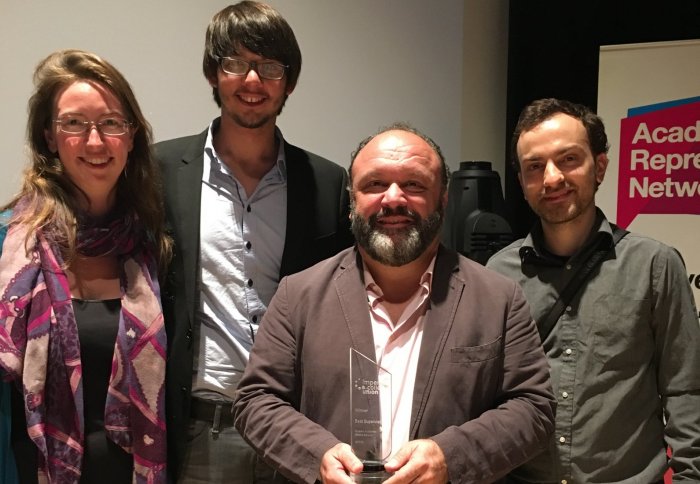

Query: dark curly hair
[511,98,609,172]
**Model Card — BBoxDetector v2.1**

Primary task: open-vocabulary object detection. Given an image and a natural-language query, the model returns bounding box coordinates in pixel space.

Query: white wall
[461,0,509,177]
[0,0,507,202]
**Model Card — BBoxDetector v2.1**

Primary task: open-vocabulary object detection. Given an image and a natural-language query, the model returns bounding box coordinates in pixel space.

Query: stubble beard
[229,111,274,130]
[534,181,596,227]
[224,94,288,130]
[350,204,444,267]
[535,199,581,225]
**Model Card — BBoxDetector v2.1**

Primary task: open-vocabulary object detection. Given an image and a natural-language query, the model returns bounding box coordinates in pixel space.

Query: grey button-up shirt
[487,208,700,483]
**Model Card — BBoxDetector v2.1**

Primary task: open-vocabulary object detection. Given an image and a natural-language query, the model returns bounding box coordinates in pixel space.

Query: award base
[350,462,392,483]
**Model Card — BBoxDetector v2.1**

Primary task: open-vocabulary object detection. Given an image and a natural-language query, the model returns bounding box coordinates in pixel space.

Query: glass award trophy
[349,348,392,482]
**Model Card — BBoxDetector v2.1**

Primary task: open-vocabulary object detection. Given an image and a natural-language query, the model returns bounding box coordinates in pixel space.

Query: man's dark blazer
[154,123,354,480]
[234,246,556,484]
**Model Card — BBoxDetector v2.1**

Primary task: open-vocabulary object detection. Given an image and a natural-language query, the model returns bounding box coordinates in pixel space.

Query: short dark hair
[349,122,450,193]
[202,1,302,107]
[511,98,609,172]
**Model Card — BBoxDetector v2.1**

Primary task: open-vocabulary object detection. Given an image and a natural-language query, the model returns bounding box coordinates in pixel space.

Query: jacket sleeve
[0,216,20,484]
[233,276,342,484]
[431,282,556,483]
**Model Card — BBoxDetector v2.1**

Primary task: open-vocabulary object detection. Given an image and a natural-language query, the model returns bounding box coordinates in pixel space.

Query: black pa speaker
[442,161,513,265]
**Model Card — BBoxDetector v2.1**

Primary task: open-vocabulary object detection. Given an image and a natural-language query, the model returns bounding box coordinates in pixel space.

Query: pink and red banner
[617,97,700,228]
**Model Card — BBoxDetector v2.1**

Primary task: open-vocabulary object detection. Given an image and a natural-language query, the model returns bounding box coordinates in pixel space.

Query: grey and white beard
[350,204,443,267]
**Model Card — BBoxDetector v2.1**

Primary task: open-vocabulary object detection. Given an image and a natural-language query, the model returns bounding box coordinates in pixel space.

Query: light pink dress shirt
[363,256,436,458]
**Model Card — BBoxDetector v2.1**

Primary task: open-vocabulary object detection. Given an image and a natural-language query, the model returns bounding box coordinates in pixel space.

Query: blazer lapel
[334,250,375,359]
[280,141,312,278]
[172,131,207,323]
[409,247,462,437]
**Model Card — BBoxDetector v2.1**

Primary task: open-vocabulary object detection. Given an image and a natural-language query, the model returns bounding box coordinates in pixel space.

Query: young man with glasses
[154,2,353,482]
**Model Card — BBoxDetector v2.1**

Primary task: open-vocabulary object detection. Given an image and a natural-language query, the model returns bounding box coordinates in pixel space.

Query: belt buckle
[210,403,223,440]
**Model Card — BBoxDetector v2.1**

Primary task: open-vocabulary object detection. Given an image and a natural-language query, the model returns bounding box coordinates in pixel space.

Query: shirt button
[565,348,573,355]
[559,436,566,443]
[565,264,572,270]
[561,480,568,484]
[247,279,253,287]
[252,315,258,323]
[245,241,252,250]
[562,391,569,398]
[566,305,572,312]
[247,205,252,212]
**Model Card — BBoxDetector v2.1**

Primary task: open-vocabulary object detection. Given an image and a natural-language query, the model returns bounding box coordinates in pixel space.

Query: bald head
[348,122,449,194]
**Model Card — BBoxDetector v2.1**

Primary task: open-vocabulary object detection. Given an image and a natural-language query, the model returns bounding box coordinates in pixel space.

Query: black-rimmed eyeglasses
[218,56,287,80]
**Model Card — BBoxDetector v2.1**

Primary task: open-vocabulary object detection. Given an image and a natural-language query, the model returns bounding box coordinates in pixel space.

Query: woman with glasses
[0,49,171,484]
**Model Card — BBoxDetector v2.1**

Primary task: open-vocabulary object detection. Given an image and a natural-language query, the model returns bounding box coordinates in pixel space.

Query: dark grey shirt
[487,209,700,483]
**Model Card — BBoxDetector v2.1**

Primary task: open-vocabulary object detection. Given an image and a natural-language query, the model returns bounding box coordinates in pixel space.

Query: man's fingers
[320,443,363,484]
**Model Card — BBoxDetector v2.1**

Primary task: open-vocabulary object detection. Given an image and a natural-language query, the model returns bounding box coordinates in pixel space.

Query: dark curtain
[504,0,700,237]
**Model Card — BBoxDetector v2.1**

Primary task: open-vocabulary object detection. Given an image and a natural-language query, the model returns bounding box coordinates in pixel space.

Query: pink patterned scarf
[0,213,167,483]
